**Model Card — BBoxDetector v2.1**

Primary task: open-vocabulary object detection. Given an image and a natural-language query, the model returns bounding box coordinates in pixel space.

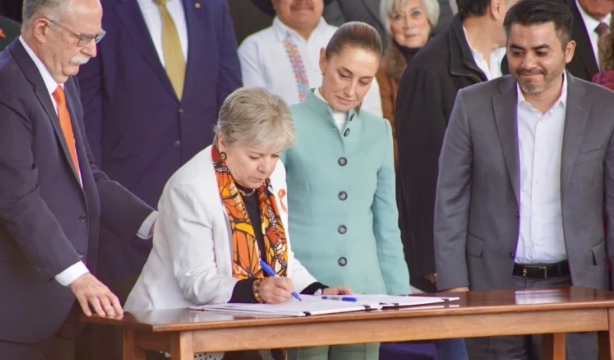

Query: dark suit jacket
[77,0,241,280]
[567,0,599,81]
[0,40,152,344]
[435,74,614,292]
[0,15,20,51]
[0,0,21,22]
[323,0,454,50]
[395,15,508,291]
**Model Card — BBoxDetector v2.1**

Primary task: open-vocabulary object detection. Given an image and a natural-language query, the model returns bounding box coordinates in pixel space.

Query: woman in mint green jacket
[283,22,410,360]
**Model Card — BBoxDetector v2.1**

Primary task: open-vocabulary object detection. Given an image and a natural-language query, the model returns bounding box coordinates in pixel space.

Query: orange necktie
[52,86,80,175]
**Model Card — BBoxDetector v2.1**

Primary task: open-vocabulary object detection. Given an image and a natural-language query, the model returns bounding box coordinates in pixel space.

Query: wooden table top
[82,286,614,333]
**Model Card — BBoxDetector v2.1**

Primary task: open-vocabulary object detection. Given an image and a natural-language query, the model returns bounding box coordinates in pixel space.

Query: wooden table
[84,286,614,360]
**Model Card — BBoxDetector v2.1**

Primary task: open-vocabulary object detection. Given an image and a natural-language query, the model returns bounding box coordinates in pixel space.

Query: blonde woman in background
[376,0,440,163]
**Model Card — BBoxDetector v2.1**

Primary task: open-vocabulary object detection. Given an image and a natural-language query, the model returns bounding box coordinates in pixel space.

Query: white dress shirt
[19,37,157,286]
[137,0,189,67]
[515,74,568,265]
[576,0,611,69]
[463,27,506,80]
[314,87,348,131]
[238,17,383,117]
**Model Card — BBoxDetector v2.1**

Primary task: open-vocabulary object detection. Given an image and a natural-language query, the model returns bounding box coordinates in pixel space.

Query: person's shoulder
[576,75,614,102]
[458,76,511,98]
[163,146,216,193]
[407,32,451,70]
[241,26,276,44]
[289,100,311,118]
[358,110,391,137]
[0,47,26,101]
[239,26,275,50]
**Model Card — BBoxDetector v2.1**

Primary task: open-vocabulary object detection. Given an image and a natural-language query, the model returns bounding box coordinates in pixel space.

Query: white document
[192,295,382,317]
[318,294,459,308]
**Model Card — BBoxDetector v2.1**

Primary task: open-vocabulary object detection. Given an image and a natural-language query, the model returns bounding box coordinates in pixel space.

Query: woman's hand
[258,277,295,304]
[322,286,353,296]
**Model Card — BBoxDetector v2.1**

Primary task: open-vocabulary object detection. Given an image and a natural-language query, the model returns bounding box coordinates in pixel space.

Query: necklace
[238,187,256,197]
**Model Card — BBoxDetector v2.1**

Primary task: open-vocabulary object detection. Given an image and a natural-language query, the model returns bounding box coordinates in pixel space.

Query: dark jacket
[395,14,508,292]
[76,0,241,282]
[0,40,152,343]
[0,0,21,22]
[566,0,600,81]
[0,15,20,52]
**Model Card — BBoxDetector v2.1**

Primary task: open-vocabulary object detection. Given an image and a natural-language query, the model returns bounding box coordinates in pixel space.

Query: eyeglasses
[47,18,106,47]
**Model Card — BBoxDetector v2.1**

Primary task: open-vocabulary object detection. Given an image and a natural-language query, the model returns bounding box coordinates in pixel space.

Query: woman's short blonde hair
[380,0,440,36]
[214,87,295,151]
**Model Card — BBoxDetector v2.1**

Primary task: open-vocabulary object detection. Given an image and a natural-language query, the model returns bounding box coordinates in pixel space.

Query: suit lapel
[182,0,204,101]
[9,41,81,183]
[560,75,589,199]
[115,0,177,100]
[64,80,87,186]
[493,77,520,204]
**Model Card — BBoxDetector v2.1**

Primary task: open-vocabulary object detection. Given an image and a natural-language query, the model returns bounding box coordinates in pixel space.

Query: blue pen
[321,296,358,302]
[259,259,302,301]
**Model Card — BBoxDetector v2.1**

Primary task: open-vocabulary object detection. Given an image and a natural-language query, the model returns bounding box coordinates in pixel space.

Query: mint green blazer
[283,92,410,296]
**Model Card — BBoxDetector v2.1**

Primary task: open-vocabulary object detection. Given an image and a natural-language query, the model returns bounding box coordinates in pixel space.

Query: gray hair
[22,0,63,26]
[380,0,441,36]
[214,88,295,151]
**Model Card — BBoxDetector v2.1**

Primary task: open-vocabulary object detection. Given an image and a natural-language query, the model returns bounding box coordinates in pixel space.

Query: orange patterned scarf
[212,146,289,280]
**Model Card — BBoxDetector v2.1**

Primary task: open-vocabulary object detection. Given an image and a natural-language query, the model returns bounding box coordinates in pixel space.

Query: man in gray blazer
[323,0,454,48]
[434,0,614,359]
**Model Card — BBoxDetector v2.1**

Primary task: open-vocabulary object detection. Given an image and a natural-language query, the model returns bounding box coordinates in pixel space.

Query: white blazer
[125,145,317,311]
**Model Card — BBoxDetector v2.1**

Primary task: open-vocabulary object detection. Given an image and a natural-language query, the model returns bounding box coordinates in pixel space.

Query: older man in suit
[435,0,614,359]
[0,0,155,357]
[77,0,241,287]
[567,0,614,81]
[323,0,454,49]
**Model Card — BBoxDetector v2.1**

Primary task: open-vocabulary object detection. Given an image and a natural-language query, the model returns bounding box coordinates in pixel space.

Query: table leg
[599,308,614,360]
[171,331,194,360]
[123,329,146,360]
[542,333,566,360]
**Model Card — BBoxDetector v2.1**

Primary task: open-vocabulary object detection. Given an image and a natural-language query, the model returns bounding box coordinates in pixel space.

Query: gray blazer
[323,0,454,49]
[434,74,614,292]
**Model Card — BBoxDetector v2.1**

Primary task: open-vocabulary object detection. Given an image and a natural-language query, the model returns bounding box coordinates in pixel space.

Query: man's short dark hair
[457,0,492,20]
[503,0,574,46]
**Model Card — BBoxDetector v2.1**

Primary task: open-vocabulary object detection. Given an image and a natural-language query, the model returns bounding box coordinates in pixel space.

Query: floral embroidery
[282,34,310,101]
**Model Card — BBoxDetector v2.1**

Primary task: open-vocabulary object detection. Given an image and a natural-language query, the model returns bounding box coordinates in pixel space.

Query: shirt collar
[19,36,62,94]
[516,72,568,109]
[462,27,506,62]
[272,16,329,43]
[314,87,347,117]
[576,0,611,33]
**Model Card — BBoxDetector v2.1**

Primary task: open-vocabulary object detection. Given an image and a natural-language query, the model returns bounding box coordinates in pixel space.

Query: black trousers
[0,302,89,360]
[0,335,77,360]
